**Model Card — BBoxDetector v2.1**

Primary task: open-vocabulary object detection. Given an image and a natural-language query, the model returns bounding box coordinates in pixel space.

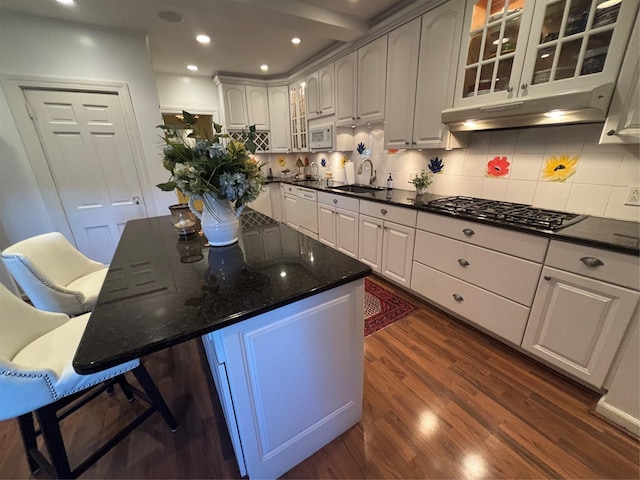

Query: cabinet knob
[452,293,464,302]
[380,209,388,215]
[580,257,604,267]
[352,117,356,120]
[606,129,616,136]
[458,258,470,267]
[521,83,528,90]
[462,228,475,237]
[405,142,410,146]
[333,199,338,204]
[544,275,552,281]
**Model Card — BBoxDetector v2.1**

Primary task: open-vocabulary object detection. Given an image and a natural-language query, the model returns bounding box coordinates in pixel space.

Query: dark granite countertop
[266,178,640,256]
[73,210,372,374]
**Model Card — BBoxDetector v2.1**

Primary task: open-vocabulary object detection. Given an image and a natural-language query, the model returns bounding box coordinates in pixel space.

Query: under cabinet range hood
[442,83,615,132]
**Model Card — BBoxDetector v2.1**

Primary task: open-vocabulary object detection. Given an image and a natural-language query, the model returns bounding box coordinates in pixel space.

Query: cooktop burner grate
[424,196,586,230]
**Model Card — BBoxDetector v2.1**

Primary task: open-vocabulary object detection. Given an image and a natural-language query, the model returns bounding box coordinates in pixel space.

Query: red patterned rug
[364,278,418,337]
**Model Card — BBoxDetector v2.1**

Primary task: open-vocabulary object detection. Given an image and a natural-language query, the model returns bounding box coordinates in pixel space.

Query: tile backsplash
[259,123,640,222]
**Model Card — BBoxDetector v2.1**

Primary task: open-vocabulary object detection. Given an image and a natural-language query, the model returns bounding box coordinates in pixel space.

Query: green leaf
[213,122,223,134]
[182,110,198,125]
[156,181,177,191]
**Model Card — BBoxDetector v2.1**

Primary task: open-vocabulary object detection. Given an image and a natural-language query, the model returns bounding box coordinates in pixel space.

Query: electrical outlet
[624,186,640,206]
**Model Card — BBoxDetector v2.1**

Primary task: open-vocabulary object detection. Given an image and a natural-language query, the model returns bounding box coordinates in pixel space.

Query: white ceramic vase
[189,193,240,246]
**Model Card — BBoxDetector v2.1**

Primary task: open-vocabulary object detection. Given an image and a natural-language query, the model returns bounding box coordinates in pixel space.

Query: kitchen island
[73,210,371,479]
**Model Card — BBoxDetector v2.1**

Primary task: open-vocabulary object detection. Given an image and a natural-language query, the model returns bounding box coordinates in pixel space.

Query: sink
[331,184,385,194]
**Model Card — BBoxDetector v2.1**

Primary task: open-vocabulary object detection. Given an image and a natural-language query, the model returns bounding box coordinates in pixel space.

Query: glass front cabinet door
[453,0,638,107]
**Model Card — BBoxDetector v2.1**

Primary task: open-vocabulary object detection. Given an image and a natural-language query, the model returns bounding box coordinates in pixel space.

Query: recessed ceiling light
[196,34,211,44]
[56,0,75,5]
[291,37,301,45]
[540,53,550,59]
[260,64,269,71]
[463,120,477,128]
[492,37,509,45]
[597,0,621,9]
[158,10,184,23]
[186,65,198,71]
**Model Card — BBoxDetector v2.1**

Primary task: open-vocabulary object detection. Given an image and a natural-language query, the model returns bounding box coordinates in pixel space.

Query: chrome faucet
[357,158,377,186]
[310,161,319,181]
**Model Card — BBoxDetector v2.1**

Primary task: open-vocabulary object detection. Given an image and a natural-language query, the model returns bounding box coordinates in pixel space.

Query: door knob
[132,195,141,205]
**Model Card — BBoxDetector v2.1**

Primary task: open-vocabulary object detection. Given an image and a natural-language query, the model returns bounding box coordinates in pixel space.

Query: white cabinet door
[381,221,415,287]
[412,0,464,148]
[268,86,291,153]
[319,63,335,116]
[221,83,249,130]
[384,17,421,149]
[357,35,388,123]
[283,194,298,230]
[248,186,271,217]
[522,266,639,388]
[335,207,358,258]
[600,12,640,144]
[358,214,383,273]
[245,85,269,130]
[269,183,283,221]
[306,71,320,120]
[335,51,358,126]
[317,203,336,247]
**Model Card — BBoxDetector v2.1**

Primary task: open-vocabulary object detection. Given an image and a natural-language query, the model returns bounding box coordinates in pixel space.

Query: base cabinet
[522,266,639,388]
[201,280,364,479]
[317,192,359,258]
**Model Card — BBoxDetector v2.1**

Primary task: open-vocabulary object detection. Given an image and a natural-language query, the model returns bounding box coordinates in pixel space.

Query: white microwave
[309,125,333,150]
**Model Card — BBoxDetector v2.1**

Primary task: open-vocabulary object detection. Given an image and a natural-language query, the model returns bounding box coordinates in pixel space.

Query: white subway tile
[505,180,537,205]
[566,184,612,216]
[463,153,488,177]
[533,182,571,210]
[481,177,508,200]
[509,153,544,180]
[460,176,483,197]
[516,127,548,154]
[573,153,622,185]
[467,131,491,153]
[605,187,640,221]
[489,129,518,153]
[614,152,640,186]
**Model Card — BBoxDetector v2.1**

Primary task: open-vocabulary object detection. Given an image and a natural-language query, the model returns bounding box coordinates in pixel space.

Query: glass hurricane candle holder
[169,204,199,236]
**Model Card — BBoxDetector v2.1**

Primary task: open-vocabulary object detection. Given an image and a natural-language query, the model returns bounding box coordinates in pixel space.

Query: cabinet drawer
[317,191,359,212]
[411,262,530,345]
[282,184,296,195]
[417,212,548,262]
[414,230,542,306]
[360,200,417,227]
[546,240,639,290]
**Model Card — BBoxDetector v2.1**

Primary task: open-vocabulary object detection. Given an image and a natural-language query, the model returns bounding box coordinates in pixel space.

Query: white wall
[0,11,174,245]
[155,72,220,115]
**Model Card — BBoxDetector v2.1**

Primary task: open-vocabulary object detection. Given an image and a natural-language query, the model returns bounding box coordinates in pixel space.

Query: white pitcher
[189,193,240,246]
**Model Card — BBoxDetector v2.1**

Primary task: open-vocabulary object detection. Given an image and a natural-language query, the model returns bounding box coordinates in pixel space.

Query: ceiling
[0,0,416,78]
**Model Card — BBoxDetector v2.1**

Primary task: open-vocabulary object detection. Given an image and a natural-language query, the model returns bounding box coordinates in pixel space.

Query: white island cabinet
[202,280,364,479]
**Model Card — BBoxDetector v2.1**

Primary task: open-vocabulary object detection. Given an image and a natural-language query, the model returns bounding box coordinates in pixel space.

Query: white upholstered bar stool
[1,232,108,315]
[0,283,177,479]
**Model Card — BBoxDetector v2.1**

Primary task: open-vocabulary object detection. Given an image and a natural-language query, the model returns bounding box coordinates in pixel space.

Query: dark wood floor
[1,275,638,479]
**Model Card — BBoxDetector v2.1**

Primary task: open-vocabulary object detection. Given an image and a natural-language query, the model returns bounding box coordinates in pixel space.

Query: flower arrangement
[410,169,434,193]
[156,111,263,210]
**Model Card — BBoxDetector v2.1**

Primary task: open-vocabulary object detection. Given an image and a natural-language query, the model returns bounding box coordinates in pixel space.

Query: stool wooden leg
[16,413,40,474]
[132,364,178,431]
[36,405,73,479]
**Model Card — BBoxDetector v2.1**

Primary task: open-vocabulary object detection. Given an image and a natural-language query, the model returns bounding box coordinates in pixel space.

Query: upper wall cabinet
[385,0,465,149]
[218,82,270,130]
[453,0,638,108]
[289,80,308,151]
[306,63,335,120]
[336,35,388,127]
[268,86,292,153]
[600,11,639,144]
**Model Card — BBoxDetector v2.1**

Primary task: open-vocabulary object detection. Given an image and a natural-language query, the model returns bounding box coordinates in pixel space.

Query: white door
[23,88,148,264]
[381,221,415,286]
[335,208,358,258]
[358,214,383,273]
[317,204,336,248]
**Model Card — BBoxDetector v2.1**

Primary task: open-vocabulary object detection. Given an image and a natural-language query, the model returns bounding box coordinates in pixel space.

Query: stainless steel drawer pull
[380,209,388,215]
[580,257,604,267]
[462,228,475,237]
[458,259,470,267]
[452,293,464,302]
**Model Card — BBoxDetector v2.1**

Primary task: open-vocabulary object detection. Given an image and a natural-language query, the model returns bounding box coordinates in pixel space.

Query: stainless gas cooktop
[424,196,586,231]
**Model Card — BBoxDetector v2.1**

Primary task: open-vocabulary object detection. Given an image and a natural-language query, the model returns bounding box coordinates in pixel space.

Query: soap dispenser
[386,173,394,190]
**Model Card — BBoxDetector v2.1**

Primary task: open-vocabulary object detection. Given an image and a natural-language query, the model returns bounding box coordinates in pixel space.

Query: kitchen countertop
[73,210,372,374]
[266,177,640,256]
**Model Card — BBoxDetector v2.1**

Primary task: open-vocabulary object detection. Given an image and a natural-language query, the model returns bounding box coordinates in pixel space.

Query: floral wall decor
[542,155,578,182]
[320,157,326,167]
[277,156,286,167]
[356,142,366,155]
[340,155,349,167]
[428,157,444,174]
[486,156,510,177]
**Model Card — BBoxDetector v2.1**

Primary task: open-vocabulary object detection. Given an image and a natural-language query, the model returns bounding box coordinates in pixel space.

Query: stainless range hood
[442,83,615,132]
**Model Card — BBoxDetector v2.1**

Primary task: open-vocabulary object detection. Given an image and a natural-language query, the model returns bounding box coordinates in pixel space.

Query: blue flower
[357,142,366,154]
[320,157,326,167]
[428,157,444,174]
[207,142,225,159]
